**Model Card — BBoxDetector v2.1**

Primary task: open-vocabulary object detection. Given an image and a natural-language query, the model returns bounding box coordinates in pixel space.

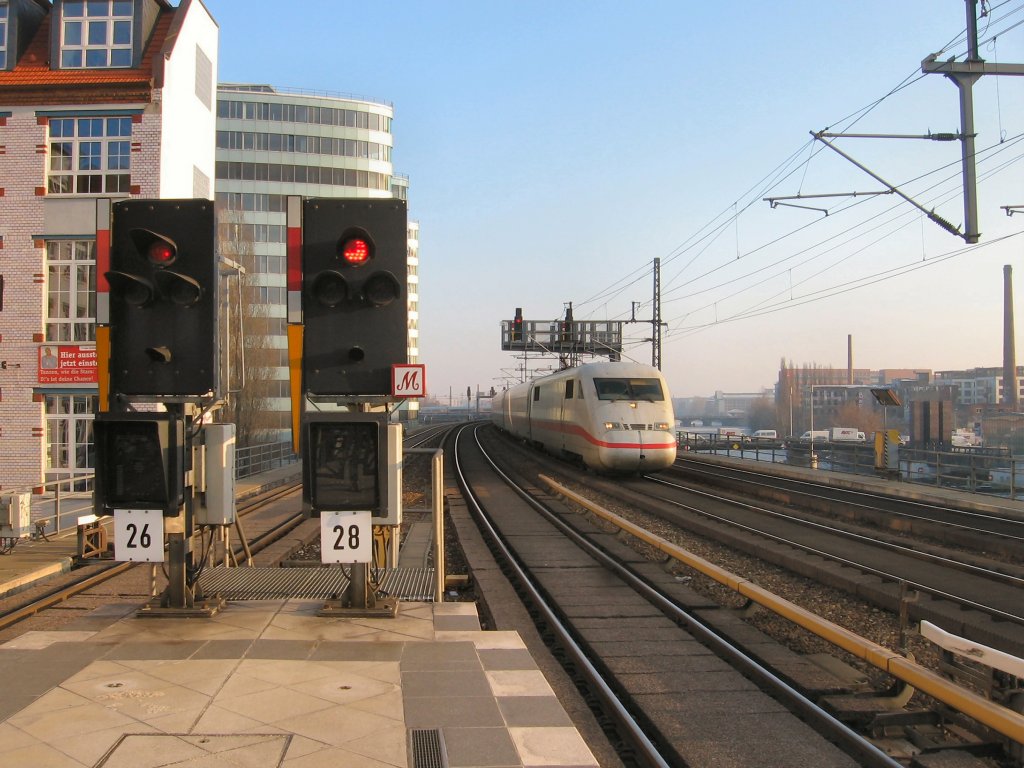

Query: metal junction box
[198,424,236,526]
[0,492,32,538]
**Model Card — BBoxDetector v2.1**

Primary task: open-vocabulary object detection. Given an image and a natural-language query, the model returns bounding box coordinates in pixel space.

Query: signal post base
[314,563,399,618]
[318,592,399,620]
[135,595,227,619]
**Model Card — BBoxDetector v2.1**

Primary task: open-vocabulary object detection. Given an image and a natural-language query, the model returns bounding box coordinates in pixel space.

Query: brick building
[0,0,217,492]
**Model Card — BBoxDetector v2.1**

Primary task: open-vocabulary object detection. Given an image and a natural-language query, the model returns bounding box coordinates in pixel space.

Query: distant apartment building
[935,366,1024,406]
[0,0,218,492]
[775,365,933,435]
[215,83,418,436]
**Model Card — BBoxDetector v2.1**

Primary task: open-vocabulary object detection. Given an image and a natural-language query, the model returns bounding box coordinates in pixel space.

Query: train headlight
[604,421,624,431]
[655,422,671,431]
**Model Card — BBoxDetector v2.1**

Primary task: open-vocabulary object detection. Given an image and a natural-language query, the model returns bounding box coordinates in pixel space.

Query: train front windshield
[593,378,664,402]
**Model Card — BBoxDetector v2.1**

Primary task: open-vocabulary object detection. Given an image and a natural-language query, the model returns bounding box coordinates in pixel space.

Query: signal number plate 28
[320,511,372,564]
[114,509,165,562]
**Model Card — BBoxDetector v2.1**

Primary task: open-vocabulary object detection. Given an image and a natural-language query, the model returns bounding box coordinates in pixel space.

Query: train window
[533,386,540,402]
[564,380,574,399]
[594,378,664,402]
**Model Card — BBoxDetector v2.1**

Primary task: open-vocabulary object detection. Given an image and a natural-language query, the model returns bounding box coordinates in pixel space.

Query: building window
[216,222,285,244]
[215,192,288,213]
[46,240,96,342]
[48,117,132,194]
[215,161,389,191]
[216,130,391,162]
[60,0,133,69]
[0,2,8,70]
[45,395,96,487]
[217,100,391,133]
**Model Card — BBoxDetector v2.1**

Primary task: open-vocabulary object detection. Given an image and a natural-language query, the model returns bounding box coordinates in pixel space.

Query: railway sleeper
[689,606,863,697]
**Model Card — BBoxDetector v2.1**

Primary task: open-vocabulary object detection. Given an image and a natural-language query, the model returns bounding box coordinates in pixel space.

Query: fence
[235,441,298,479]
[680,434,1022,498]
[2,441,299,540]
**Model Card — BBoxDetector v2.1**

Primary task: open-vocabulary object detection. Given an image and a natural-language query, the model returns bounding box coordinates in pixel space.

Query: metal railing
[1,442,299,542]
[235,441,298,479]
[680,434,1024,499]
[2,474,98,540]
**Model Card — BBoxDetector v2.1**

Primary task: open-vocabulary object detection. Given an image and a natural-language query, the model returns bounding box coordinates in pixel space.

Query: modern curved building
[215,84,418,439]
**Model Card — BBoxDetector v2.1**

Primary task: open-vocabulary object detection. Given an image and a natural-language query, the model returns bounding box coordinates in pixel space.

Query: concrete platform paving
[0,599,599,768]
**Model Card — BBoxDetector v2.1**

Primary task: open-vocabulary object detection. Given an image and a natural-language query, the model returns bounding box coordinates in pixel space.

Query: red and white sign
[38,345,98,385]
[392,364,426,398]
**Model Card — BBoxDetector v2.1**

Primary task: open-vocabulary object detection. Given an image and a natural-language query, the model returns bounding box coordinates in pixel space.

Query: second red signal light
[302,198,408,397]
[341,237,370,265]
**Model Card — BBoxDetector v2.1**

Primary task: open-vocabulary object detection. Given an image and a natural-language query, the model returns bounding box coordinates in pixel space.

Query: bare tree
[776,359,845,434]
[748,396,776,432]
[216,205,281,448]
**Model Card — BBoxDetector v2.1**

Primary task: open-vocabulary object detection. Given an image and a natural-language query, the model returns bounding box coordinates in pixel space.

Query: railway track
[467,423,1024,764]
[454,423,900,767]
[609,459,1024,656]
[0,425,453,636]
[0,479,304,635]
[672,454,1024,559]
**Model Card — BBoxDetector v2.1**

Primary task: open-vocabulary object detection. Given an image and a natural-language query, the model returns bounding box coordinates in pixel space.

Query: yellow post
[96,326,111,412]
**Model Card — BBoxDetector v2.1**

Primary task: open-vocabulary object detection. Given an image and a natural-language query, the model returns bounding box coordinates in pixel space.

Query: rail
[540,474,1024,746]
[678,432,1024,498]
[0,441,298,540]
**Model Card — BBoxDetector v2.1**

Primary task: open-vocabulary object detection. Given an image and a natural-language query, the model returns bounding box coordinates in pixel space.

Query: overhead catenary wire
[593,9,1024,339]
[662,131,1024,318]
[560,3,1024,363]
[668,231,1024,338]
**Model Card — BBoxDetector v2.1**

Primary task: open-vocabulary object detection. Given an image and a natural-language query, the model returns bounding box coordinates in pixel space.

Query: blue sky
[202,1,1024,399]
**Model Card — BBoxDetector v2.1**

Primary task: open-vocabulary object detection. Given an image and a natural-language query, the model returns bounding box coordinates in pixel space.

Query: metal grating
[410,728,448,768]
[198,566,436,601]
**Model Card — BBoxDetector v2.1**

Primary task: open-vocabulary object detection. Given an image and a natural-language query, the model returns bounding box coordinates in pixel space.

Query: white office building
[215,84,418,439]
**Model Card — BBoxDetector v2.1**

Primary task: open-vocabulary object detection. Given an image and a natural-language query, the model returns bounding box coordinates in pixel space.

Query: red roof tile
[0,9,176,105]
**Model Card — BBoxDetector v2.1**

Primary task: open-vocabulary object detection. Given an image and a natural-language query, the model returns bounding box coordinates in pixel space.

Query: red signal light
[341,238,370,265]
[147,240,176,265]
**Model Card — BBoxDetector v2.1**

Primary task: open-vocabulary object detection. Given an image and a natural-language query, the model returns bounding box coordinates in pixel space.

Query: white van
[800,430,829,442]
[752,429,777,440]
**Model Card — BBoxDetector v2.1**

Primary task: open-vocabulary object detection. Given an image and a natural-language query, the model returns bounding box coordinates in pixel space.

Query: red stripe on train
[531,420,676,450]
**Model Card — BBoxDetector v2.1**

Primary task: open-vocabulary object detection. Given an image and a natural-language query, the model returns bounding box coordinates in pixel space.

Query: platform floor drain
[198,566,436,601]
[410,728,448,768]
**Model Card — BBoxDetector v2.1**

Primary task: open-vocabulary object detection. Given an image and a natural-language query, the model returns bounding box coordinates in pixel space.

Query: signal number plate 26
[114,509,165,562]
[320,511,372,564]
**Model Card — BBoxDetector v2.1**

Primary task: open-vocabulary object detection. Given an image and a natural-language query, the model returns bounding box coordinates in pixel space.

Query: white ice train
[490,361,678,473]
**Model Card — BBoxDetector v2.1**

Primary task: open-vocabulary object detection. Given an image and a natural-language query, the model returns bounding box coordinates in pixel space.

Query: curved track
[455,423,898,768]
[0,480,304,632]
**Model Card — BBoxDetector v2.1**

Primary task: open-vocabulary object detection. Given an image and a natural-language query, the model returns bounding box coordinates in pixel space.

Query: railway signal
[302,198,408,396]
[106,199,219,400]
[302,412,402,526]
[511,307,523,341]
[93,412,184,517]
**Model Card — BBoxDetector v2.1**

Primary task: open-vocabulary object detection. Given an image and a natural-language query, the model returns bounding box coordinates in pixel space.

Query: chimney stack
[1004,264,1018,407]
[847,334,853,385]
